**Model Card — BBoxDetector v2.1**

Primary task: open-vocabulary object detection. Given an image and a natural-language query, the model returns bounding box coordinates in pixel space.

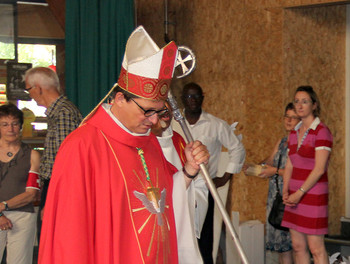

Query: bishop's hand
[183,140,209,177]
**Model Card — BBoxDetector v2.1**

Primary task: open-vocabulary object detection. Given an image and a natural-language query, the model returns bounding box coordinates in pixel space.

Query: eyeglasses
[24,86,34,94]
[284,115,300,121]
[130,98,168,117]
[0,122,21,128]
[293,99,312,105]
[158,109,170,118]
[183,94,203,100]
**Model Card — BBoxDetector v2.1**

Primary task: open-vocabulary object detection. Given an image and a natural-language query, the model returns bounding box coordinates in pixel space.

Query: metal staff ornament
[175,46,196,79]
[169,46,250,264]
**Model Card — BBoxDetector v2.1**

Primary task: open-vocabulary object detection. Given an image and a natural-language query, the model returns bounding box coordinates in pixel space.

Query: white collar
[102,103,150,137]
[295,117,320,131]
[183,109,209,126]
[160,126,174,138]
[156,127,174,145]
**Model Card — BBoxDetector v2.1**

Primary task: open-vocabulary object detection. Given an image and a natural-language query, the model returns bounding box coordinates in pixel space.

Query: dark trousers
[37,179,50,243]
[198,191,214,264]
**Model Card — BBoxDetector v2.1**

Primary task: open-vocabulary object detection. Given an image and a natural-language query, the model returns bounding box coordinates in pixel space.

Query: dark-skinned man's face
[182,88,203,114]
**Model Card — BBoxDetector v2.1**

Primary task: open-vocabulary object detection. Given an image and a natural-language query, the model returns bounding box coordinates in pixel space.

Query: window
[0,2,64,136]
[18,43,56,68]
[16,43,56,118]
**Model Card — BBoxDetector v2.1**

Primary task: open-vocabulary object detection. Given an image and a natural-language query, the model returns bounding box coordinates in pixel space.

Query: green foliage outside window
[0,42,55,67]
[0,42,15,60]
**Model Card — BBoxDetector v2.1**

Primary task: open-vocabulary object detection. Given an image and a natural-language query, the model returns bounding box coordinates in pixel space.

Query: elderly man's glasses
[130,98,168,117]
[24,86,34,94]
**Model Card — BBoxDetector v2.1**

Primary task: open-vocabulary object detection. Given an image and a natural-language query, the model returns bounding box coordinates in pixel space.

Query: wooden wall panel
[281,0,349,8]
[136,0,347,235]
[18,4,64,39]
[283,5,346,234]
[230,7,286,222]
[46,0,65,30]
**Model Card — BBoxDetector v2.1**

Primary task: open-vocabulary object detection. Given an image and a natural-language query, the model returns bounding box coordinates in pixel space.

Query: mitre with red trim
[117,26,178,100]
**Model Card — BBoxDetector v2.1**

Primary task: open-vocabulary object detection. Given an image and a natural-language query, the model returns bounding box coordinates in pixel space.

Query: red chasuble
[39,106,178,264]
[172,131,186,166]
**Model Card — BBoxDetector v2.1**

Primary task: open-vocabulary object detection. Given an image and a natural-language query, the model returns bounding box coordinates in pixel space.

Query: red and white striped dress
[282,117,333,235]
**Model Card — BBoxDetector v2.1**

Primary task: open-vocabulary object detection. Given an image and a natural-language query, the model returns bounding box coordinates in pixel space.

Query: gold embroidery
[147,218,157,257]
[146,187,160,209]
[133,169,146,189]
[100,131,171,263]
[100,131,146,264]
[157,225,160,264]
[132,207,146,213]
[138,214,153,234]
[160,84,168,96]
[143,83,154,93]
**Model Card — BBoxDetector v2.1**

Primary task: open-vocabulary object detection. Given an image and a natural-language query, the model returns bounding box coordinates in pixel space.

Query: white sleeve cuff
[315,146,331,152]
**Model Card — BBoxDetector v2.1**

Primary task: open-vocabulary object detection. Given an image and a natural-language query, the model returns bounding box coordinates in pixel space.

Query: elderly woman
[0,103,40,264]
[258,102,300,264]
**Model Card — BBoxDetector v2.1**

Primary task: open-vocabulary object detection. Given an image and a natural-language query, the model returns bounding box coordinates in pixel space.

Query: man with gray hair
[24,67,82,224]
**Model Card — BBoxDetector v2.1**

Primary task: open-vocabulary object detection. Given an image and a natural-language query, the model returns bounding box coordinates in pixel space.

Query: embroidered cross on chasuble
[103,131,178,264]
[131,146,175,263]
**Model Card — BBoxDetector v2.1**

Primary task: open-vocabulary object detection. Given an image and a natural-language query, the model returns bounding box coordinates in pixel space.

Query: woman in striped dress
[282,86,333,264]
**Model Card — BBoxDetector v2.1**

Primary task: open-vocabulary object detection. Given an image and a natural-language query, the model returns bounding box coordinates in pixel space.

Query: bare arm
[282,157,293,202]
[258,139,282,178]
[0,214,13,230]
[213,172,232,188]
[0,150,40,212]
[284,149,330,206]
[261,139,280,166]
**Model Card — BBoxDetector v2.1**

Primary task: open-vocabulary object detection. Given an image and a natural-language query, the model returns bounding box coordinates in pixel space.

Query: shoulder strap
[274,153,282,194]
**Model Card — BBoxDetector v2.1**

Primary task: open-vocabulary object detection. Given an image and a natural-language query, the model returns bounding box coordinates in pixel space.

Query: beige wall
[136,0,348,234]
[283,6,346,235]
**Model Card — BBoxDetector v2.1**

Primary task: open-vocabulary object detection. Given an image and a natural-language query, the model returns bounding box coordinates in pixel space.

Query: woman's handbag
[268,154,289,231]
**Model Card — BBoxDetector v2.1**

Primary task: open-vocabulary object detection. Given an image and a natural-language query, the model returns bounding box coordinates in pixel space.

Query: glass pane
[18,100,46,117]
[18,44,56,67]
[0,4,15,60]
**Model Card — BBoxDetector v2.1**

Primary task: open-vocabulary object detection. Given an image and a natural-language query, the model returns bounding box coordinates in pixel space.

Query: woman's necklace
[0,140,20,158]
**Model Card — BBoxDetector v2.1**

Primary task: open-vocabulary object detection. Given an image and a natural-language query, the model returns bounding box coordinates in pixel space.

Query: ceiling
[45,0,65,31]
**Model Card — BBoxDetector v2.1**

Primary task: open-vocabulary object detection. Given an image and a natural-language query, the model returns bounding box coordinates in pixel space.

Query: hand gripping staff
[171,46,250,264]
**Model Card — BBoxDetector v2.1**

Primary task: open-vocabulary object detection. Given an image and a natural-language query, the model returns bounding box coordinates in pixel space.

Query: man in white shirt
[173,82,246,263]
